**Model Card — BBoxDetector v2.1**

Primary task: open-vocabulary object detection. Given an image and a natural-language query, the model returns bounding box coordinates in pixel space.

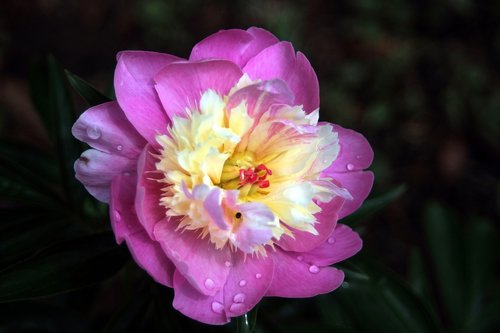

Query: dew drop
[86,126,101,140]
[113,210,121,222]
[225,261,231,267]
[204,278,215,290]
[356,155,362,160]
[255,273,262,279]
[116,145,123,151]
[238,279,247,287]
[327,237,336,244]
[346,163,355,171]
[211,301,224,314]
[230,303,245,313]
[342,281,350,288]
[309,265,320,274]
[233,293,246,303]
[297,256,303,261]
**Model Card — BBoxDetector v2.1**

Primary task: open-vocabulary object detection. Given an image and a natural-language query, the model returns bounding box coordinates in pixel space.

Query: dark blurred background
[0,1,499,332]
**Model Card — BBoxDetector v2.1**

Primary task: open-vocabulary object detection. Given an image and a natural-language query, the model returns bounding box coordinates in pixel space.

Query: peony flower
[72,27,374,325]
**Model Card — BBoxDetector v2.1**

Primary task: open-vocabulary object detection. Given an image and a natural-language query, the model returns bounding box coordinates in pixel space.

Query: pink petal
[234,202,275,253]
[189,27,279,68]
[289,224,362,267]
[110,174,174,287]
[204,187,230,230]
[266,249,344,298]
[154,60,243,120]
[173,270,229,325]
[72,101,146,159]
[154,217,231,296]
[329,171,374,219]
[226,79,294,119]
[223,252,274,317]
[276,196,344,253]
[74,149,136,203]
[114,51,181,145]
[243,42,319,113]
[135,145,165,239]
[326,124,374,173]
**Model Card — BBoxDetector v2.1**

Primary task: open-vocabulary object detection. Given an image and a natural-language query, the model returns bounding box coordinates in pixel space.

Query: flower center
[154,84,345,254]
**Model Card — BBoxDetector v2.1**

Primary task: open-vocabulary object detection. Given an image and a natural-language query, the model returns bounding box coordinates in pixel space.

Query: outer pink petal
[72,101,146,159]
[223,252,274,317]
[243,42,319,113]
[135,145,165,239]
[276,196,344,253]
[74,149,136,203]
[173,270,229,325]
[326,124,374,173]
[114,51,181,145]
[266,249,344,298]
[330,171,374,219]
[189,27,279,68]
[154,60,243,120]
[153,218,231,296]
[289,224,362,267]
[110,174,174,287]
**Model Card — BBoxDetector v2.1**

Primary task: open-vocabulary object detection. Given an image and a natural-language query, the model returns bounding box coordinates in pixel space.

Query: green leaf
[408,248,434,309]
[29,55,85,210]
[342,184,406,226]
[424,202,466,330]
[65,69,111,106]
[0,232,128,302]
[320,256,442,333]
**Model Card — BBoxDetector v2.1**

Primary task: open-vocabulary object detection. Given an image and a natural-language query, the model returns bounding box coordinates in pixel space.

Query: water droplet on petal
[328,237,336,244]
[233,293,246,303]
[309,265,320,274]
[230,303,245,313]
[239,280,247,287]
[356,155,362,160]
[116,145,123,151]
[346,163,355,171]
[225,261,231,267]
[255,273,262,279]
[86,126,101,140]
[211,301,224,314]
[113,210,121,222]
[204,278,215,290]
[297,256,303,261]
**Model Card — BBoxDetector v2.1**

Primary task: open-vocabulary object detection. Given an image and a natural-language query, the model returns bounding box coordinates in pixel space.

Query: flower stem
[236,306,258,333]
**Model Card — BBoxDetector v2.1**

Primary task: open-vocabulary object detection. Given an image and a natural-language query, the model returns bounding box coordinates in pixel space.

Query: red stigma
[239,164,272,188]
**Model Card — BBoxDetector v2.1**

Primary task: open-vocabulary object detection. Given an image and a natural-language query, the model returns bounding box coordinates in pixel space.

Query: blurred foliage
[0,0,499,332]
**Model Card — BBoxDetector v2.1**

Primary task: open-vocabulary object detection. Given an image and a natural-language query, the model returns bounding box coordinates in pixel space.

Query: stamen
[238,164,272,188]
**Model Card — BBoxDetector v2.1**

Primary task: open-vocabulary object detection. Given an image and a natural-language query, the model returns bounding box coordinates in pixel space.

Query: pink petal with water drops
[223,252,274,317]
[329,171,374,219]
[189,27,279,68]
[173,270,229,325]
[266,249,344,298]
[153,216,231,296]
[326,124,374,173]
[110,174,175,287]
[71,101,146,159]
[154,60,243,120]
[243,42,319,113]
[74,149,136,203]
[276,196,344,253]
[289,224,362,267]
[114,51,181,145]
